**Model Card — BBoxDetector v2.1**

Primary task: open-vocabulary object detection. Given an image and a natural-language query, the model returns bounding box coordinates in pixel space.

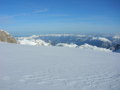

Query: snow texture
[0,42,120,90]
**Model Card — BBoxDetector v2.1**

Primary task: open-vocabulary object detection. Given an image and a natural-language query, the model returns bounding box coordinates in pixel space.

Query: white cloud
[0,16,13,24]
[92,37,112,43]
[47,14,71,17]
[33,8,48,13]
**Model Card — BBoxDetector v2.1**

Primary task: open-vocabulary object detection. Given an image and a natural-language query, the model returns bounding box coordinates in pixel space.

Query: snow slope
[0,43,120,90]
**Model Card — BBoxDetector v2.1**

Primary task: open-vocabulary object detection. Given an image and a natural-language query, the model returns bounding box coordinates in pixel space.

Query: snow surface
[0,42,120,90]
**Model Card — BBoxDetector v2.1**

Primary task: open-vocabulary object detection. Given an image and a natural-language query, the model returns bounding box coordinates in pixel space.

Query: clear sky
[0,0,120,35]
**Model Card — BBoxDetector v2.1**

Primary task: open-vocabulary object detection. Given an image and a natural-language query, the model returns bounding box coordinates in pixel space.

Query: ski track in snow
[1,71,120,90]
[19,72,120,88]
[0,43,120,90]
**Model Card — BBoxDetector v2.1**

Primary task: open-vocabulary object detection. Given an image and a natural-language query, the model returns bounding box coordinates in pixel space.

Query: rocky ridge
[0,30,17,43]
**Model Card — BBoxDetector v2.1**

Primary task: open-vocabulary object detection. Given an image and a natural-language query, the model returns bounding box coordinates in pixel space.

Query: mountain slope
[0,30,17,43]
[0,43,120,90]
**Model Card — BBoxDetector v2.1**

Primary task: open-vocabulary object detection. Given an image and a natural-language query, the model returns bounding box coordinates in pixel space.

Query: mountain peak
[0,29,17,43]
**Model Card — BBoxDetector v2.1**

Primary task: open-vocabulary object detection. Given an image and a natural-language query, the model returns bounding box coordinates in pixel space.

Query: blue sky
[0,0,120,35]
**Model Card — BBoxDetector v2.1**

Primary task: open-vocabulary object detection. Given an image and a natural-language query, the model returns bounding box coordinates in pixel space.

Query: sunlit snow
[0,42,120,90]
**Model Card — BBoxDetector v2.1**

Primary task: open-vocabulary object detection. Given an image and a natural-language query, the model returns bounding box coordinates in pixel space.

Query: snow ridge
[18,38,50,46]
[79,43,112,52]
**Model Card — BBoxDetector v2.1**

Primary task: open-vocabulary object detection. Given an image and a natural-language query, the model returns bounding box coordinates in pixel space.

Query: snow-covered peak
[18,38,50,46]
[79,43,112,52]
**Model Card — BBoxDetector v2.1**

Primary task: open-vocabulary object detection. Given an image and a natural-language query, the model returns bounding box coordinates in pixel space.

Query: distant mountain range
[0,30,120,53]
[16,34,120,53]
